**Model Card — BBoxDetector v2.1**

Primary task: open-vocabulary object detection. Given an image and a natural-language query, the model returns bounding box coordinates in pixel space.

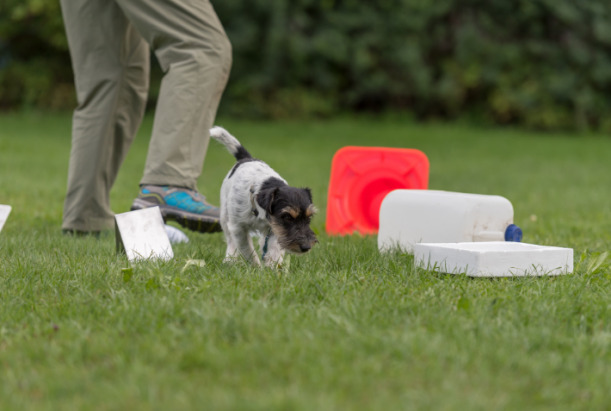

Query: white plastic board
[414,241,573,277]
[0,205,11,232]
[115,207,173,262]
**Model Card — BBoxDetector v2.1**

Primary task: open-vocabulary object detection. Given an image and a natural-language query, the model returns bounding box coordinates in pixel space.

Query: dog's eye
[282,214,294,221]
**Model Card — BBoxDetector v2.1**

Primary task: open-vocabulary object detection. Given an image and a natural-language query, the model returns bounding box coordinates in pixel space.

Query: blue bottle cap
[504,224,523,242]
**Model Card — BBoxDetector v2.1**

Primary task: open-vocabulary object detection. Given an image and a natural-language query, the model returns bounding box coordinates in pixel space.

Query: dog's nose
[300,244,312,252]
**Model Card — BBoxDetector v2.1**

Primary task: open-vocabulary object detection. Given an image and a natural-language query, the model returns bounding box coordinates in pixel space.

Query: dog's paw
[264,254,290,272]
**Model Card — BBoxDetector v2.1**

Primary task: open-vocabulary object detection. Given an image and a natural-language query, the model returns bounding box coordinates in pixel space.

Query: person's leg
[60,0,149,232]
[115,0,232,189]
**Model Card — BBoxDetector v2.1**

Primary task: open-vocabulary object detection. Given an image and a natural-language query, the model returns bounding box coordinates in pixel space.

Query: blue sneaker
[131,185,221,233]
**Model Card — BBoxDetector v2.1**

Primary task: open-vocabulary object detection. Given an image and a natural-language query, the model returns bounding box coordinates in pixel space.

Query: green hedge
[2,0,611,131]
[0,1,72,109]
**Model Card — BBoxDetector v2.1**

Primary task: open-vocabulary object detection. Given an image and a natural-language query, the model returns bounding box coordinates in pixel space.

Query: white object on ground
[0,205,11,232]
[115,206,173,262]
[413,241,573,277]
[182,259,205,272]
[378,190,521,253]
[165,224,189,244]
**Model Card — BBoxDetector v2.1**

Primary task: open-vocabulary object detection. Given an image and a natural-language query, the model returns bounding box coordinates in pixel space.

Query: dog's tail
[209,126,253,161]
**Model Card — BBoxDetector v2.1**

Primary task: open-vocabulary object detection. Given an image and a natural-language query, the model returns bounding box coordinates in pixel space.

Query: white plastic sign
[115,207,173,262]
[0,205,11,233]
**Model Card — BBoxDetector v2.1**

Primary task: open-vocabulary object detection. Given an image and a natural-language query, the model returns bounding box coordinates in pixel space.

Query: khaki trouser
[60,0,232,231]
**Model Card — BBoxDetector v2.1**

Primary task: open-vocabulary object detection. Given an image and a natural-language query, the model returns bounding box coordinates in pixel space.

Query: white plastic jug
[378,190,522,253]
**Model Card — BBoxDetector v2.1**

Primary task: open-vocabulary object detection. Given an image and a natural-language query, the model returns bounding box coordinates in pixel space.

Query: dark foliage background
[2,0,611,131]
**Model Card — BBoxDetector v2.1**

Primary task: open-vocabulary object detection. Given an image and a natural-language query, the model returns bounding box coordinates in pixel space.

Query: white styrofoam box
[413,241,573,277]
[379,190,517,253]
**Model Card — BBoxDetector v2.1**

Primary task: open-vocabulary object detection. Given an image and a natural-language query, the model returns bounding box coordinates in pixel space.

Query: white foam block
[413,241,573,277]
[0,205,11,232]
[115,207,173,262]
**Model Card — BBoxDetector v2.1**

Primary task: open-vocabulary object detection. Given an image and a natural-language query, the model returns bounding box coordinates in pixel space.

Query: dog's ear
[257,187,278,216]
[304,187,313,202]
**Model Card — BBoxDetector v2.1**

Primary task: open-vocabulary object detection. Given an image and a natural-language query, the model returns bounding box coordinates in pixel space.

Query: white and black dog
[209,126,318,267]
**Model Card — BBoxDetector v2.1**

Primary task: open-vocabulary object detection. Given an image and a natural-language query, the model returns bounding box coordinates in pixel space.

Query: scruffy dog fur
[209,126,317,267]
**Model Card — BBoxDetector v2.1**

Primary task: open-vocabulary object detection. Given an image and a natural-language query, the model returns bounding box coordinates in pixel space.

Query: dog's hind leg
[222,235,240,264]
[220,216,239,263]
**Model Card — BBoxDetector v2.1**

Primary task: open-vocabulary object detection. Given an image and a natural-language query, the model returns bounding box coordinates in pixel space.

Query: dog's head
[257,180,318,254]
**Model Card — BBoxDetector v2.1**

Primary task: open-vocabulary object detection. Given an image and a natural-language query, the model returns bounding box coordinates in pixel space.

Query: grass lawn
[1,112,610,410]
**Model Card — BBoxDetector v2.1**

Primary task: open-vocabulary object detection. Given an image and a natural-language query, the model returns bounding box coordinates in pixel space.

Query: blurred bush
[2,0,611,131]
[0,0,74,110]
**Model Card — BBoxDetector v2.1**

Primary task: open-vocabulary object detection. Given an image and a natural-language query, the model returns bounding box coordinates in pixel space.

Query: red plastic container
[326,146,429,235]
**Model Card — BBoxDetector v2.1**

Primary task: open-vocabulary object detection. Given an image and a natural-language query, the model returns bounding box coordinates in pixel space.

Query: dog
[209,126,318,267]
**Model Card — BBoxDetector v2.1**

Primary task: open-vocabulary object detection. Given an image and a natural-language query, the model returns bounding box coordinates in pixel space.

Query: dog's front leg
[260,235,285,268]
[224,223,261,266]
[237,234,262,267]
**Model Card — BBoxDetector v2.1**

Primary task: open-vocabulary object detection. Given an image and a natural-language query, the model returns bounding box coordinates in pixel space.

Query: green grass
[1,112,611,410]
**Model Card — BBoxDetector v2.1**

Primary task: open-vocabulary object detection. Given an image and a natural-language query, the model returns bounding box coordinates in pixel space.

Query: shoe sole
[131,199,222,234]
